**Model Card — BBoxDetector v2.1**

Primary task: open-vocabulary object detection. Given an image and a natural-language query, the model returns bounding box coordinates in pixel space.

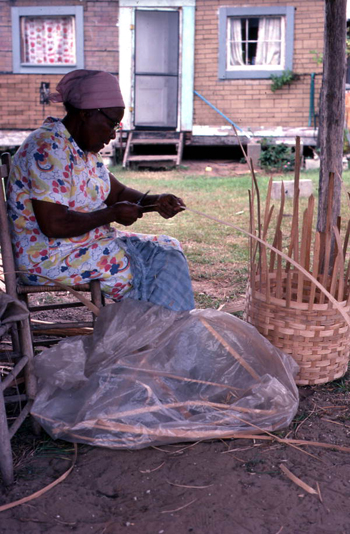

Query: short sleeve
[28,135,72,207]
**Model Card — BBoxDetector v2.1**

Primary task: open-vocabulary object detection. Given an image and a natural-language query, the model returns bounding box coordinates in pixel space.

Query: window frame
[11,6,84,74]
[218,6,295,80]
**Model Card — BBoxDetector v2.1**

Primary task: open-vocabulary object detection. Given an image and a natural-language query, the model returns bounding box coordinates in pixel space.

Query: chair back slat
[0,152,18,298]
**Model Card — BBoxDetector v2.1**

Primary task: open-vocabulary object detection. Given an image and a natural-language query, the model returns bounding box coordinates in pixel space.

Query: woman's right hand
[110,201,143,226]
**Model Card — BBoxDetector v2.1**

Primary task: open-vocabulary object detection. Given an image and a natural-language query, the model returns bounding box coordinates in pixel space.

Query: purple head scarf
[49,69,125,109]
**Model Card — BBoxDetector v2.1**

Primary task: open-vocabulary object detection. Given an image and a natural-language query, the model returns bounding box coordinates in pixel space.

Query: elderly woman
[6,69,195,311]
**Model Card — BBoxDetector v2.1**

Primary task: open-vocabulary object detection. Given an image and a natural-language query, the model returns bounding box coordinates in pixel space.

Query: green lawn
[110,165,350,308]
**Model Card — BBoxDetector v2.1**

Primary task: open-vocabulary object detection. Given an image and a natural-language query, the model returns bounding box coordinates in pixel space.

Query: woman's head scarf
[49,69,125,109]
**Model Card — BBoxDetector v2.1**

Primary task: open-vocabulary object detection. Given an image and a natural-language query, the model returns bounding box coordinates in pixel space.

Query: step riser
[123,132,184,168]
[130,139,179,145]
[128,156,178,162]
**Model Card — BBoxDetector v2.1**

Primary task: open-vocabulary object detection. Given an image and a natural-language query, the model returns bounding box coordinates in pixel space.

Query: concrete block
[247,143,261,169]
[100,142,116,167]
[271,179,313,199]
[304,157,348,171]
[102,157,114,168]
[304,158,320,170]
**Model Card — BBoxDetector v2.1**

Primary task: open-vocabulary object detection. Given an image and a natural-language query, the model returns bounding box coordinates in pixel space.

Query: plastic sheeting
[31,300,299,449]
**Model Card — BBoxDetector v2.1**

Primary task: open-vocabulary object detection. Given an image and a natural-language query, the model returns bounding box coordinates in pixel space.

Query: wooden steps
[122,131,184,168]
[124,155,178,162]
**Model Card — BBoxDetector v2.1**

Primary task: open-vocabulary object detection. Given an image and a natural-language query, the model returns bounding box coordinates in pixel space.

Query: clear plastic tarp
[31,300,299,449]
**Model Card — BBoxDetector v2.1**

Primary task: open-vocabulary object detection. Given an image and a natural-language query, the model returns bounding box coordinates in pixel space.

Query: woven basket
[244,270,350,385]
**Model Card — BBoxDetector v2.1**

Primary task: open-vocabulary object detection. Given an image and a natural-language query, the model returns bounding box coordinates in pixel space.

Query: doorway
[134,10,179,129]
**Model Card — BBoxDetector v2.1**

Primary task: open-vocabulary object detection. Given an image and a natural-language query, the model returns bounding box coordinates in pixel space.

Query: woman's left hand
[156,194,185,219]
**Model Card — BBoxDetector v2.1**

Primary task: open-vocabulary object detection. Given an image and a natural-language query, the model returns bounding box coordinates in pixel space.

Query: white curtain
[21,16,76,65]
[229,19,244,66]
[256,17,281,66]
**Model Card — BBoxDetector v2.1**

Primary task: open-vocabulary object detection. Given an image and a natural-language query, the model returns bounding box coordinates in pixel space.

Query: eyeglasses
[97,109,121,132]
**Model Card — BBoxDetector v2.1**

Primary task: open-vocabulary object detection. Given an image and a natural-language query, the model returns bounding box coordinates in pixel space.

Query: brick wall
[0,0,324,132]
[193,0,324,129]
[0,0,120,129]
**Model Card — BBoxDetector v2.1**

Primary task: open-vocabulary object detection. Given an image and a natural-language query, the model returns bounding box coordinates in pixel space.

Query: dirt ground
[0,372,349,534]
[1,160,350,534]
[158,158,251,177]
[1,299,350,534]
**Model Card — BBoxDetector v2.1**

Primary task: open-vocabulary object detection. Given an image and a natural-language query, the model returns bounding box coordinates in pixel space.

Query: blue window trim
[218,6,295,80]
[11,6,84,74]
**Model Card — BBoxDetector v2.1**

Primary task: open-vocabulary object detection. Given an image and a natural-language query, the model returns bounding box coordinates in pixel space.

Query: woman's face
[81,107,125,153]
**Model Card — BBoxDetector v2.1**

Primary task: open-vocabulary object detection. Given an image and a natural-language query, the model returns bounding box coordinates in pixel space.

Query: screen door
[134,10,179,129]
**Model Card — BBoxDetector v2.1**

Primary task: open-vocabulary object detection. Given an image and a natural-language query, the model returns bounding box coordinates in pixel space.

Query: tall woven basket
[244,139,350,385]
[245,272,350,385]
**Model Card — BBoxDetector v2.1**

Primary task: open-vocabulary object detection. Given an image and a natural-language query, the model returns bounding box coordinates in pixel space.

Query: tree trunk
[317,0,347,235]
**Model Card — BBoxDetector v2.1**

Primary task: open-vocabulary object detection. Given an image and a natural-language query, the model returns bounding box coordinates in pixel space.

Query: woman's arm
[32,199,142,238]
[32,172,187,239]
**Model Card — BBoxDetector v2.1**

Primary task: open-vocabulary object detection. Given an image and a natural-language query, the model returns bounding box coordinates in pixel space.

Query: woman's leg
[19,233,195,311]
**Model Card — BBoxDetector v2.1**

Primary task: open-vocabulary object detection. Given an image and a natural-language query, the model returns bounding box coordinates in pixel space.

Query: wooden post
[317,0,347,246]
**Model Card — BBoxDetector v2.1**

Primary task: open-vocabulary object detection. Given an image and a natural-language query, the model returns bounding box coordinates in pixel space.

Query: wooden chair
[0,291,37,485]
[0,152,104,345]
[0,152,104,485]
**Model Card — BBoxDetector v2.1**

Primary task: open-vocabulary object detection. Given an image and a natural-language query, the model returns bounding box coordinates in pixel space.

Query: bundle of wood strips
[245,137,350,385]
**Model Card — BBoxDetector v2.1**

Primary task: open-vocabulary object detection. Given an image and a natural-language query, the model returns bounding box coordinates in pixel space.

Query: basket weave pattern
[245,273,350,385]
[245,148,350,385]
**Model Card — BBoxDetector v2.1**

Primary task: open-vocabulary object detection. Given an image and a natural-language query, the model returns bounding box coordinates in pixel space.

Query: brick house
[0,0,324,162]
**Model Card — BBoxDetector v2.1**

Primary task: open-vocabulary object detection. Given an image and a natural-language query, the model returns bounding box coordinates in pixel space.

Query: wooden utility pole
[317,0,347,234]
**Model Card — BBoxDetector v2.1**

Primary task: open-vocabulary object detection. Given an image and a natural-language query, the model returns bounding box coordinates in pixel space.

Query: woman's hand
[107,175,186,220]
[110,201,143,226]
[155,194,185,219]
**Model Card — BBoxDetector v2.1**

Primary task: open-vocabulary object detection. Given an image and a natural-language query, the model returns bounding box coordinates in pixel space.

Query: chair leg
[18,319,36,400]
[90,280,103,309]
[0,389,14,485]
[11,294,30,354]
[90,281,104,325]
[10,324,21,355]
[19,319,41,435]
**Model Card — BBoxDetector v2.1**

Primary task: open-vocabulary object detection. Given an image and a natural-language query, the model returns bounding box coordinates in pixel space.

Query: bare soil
[1,292,350,534]
[1,160,350,534]
[1,375,349,534]
[177,159,251,177]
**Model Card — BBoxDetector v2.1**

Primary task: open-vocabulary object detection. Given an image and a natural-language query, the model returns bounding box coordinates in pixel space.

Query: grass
[109,164,350,309]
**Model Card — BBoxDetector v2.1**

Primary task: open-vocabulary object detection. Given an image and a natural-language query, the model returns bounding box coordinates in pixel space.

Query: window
[219,7,294,80]
[12,6,84,74]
